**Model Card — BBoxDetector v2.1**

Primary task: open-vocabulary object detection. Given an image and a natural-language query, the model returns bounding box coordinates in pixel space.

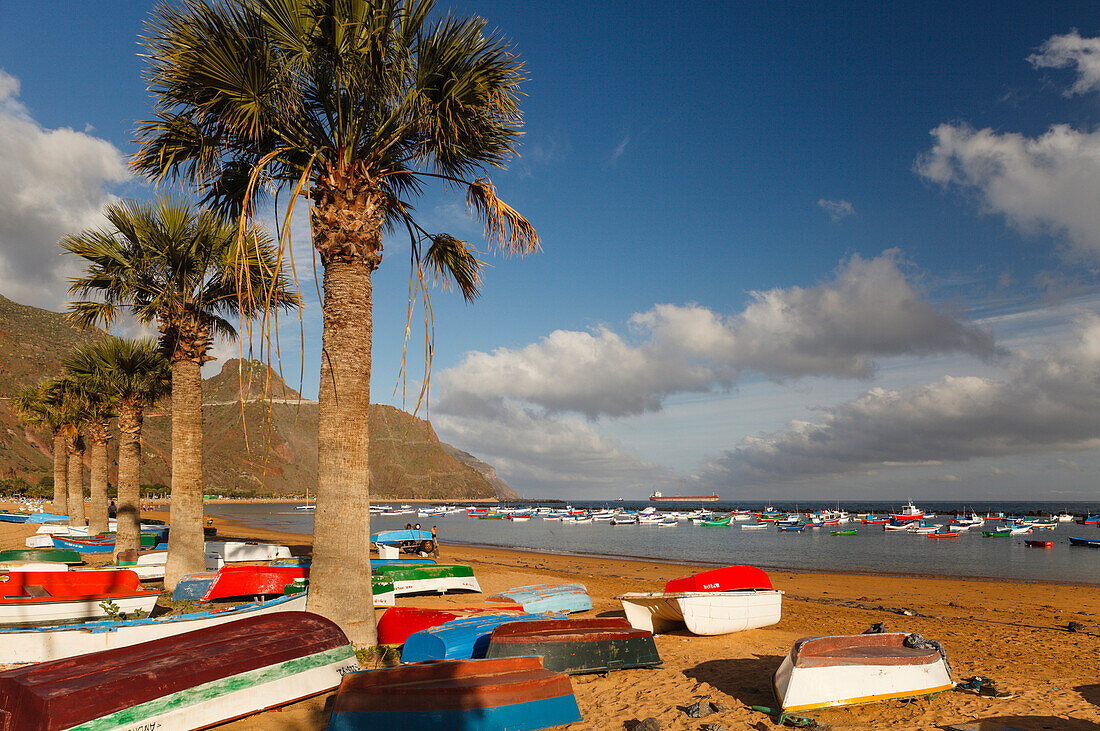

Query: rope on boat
[749,705,818,727]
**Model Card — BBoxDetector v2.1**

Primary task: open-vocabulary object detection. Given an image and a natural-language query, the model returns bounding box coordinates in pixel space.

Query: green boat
[477,515,505,519]
[983,530,1012,537]
[700,516,732,526]
[284,576,395,606]
[0,548,82,564]
[371,564,482,596]
[830,529,858,536]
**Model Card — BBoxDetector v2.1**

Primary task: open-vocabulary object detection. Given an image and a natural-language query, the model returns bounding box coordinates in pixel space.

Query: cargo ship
[648,491,719,502]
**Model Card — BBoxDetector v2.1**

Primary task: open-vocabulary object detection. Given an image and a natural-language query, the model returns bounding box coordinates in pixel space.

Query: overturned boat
[484,618,662,674]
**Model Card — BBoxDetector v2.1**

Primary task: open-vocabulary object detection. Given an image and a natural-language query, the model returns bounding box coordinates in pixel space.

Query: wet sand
[2,509,1098,730]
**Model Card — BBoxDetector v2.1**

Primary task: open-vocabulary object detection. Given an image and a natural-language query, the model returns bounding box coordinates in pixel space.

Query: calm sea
[204,500,1100,585]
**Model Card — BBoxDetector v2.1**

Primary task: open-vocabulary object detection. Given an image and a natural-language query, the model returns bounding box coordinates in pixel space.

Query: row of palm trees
[12,340,171,556]
[13,0,538,647]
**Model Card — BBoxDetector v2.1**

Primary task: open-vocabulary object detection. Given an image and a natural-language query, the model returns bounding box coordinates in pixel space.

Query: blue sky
[3,1,1100,500]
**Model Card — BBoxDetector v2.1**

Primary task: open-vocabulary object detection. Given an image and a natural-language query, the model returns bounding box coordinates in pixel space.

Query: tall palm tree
[65,339,171,556]
[70,379,116,536]
[63,197,297,588]
[39,378,89,527]
[133,0,538,645]
[10,382,69,514]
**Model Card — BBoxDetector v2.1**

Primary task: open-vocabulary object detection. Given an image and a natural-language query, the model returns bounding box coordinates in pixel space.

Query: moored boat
[487,583,592,614]
[1025,539,1053,548]
[0,570,159,626]
[485,618,662,674]
[1069,536,1100,547]
[983,529,1012,537]
[773,632,953,711]
[831,529,858,536]
[0,612,358,730]
[327,655,583,731]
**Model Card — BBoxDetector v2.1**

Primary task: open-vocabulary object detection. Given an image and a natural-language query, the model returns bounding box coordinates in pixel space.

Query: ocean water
[204,500,1100,585]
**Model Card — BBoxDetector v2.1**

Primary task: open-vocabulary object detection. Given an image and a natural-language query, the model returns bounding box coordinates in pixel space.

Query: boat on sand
[0,569,159,626]
[0,611,358,730]
[773,632,953,711]
[327,655,583,731]
[377,605,525,646]
[487,583,591,614]
[485,618,662,675]
[401,613,557,663]
[371,564,481,596]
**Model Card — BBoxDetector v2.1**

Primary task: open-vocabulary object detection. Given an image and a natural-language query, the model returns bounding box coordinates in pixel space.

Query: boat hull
[328,656,581,731]
[0,549,82,564]
[401,613,556,663]
[486,583,592,614]
[485,618,661,674]
[664,566,773,593]
[773,633,953,712]
[1069,536,1100,547]
[618,590,782,635]
[372,564,481,596]
[0,570,159,627]
[376,606,525,646]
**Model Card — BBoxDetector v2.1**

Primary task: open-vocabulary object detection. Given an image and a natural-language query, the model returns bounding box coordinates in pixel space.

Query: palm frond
[423,234,483,301]
[465,177,540,256]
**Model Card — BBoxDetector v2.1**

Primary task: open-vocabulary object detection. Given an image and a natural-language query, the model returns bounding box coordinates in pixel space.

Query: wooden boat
[376,606,525,646]
[0,548,82,564]
[0,593,307,664]
[485,618,661,674]
[741,523,769,530]
[619,565,782,635]
[0,512,30,523]
[0,611,358,730]
[1025,539,1053,548]
[372,564,481,596]
[283,577,396,607]
[773,632,953,711]
[1069,536,1100,547]
[203,541,292,568]
[699,516,732,526]
[199,565,309,602]
[172,571,217,601]
[831,529,857,536]
[927,529,959,539]
[49,535,115,554]
[777,523,805,532]
[487,583,592,614]
[0,562,69,573]
[0,570,159,626]
[24,512,68,524]
[401,613,555,663]
[327,655,582,731]
[983,529,1012,537]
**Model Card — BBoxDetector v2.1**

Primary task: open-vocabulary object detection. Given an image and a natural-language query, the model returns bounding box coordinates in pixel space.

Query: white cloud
[700,314,1100,486]
[1028,30,1100,96]
[611,135,629,161]
[817,198,855,221]
[917,123,1100,261]
[0,70,129,309]
[437,251,996,420]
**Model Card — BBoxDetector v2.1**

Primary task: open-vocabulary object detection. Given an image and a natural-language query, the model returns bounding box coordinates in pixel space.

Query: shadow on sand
[682,655,784,708]
[939,717,1100,730]
[1078,684,1100,709]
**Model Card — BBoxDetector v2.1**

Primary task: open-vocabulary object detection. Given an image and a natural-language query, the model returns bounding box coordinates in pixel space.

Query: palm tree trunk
[115,403,143,559]
[86,420,111,536]
[67,434,85,527]
[164,358,205,589]
[52,431,67,515]
[307,257,377,646]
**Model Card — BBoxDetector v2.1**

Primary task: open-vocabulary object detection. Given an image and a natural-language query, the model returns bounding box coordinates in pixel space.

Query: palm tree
[70,379,116,536]
[65,338,171,556]
[10,382,69,514]
[63,197,297,587]
[39,378,89,527]
[133,0,538,645]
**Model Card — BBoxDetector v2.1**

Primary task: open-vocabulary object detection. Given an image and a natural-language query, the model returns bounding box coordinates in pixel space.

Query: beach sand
[1,510,1097,730]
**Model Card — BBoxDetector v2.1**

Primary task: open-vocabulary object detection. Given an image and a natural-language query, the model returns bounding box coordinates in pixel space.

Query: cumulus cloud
[437,251,996,420]
[817,198,855,221]
[917,123,1100,260]
[1028,30,1100,95]
[700,314,1100,486]
[0,70,129,308]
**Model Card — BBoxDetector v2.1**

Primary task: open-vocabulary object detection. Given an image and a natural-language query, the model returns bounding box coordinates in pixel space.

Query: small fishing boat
[0,570,159,626]
[927,528,959,539]
[0,612,358,730]
[1025,539,1053,548]
[485,618,662,674]
[741,523,769,530]
[172,571,218,601]
[773,632,953,711]
[283,576,396,607]
[1007,524,1032,535]
[1078,516,1100,525]
[889,501,925,522]
[619,565,782,636]
[0,512,30,523]
[487,583,592,614]
[0,561,69,572]
[24,512,69,524]
[699,515,732,526]
[203,540,293,567]
[327,655,583,731]
[831,529,857,536]
[0,548,82,564]
[777,523,805,532]
[982,529,1012,537]
[199,564,310,602]
[401,613,557,663]
[861,517,888,524]
[372,564,481,596]
[377,606,526,646]
[0,593,308,664]
[49,535,115,554]
[1069,536,1100,547]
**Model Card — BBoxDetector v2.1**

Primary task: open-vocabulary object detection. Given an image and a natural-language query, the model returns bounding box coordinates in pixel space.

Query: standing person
[108,500,117,519]
[431,526,439,559]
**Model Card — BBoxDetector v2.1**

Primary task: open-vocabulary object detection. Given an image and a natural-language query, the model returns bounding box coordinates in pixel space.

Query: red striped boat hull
[664,565,773,593]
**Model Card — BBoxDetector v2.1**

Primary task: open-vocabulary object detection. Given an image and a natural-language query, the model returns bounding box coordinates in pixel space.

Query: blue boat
[0,513,30,523]
[269,557,436,568]
[327,656,583,731]
[1069,536,1100,547]
[487,584,592,614]
[49,536,115,554]
[172,571,217,601]
[371,529,432,544]
[401,613,557,663]
[25,512,69,524]
[777,523,805,532]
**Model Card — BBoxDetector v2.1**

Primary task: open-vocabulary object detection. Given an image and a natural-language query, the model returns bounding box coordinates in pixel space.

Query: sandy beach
[1,509,1097,730]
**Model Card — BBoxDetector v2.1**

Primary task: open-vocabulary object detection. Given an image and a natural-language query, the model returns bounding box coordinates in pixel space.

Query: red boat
[927,531,959,539]
[200,565,309,602]
[1025,540,1053,548]
[0,570,160,625]
[861,518,888,525]
[376,606,524,646]
[664,565,773,593]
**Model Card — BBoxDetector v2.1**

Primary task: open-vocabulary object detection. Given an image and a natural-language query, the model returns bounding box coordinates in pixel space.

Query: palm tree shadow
[938,717,1100,730]
[683,655,784,708]
[1078,684,1100,708]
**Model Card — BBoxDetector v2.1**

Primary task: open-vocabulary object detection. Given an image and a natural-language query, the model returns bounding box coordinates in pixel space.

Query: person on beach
[431,525,439,558]
[108,500,117,519]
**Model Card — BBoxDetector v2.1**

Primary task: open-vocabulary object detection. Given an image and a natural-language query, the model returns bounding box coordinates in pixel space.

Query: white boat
[204,541,293,568]
[24,534,56,548]
[741,523,769,530]
[657,518,678,527]
[1057,511,1075,522]
[773,633,953,711]
[618,590,782,635]
[610,515,636,525]
[0,561,69,572]
[0,592,308,665]
[1007,525,1032,535]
